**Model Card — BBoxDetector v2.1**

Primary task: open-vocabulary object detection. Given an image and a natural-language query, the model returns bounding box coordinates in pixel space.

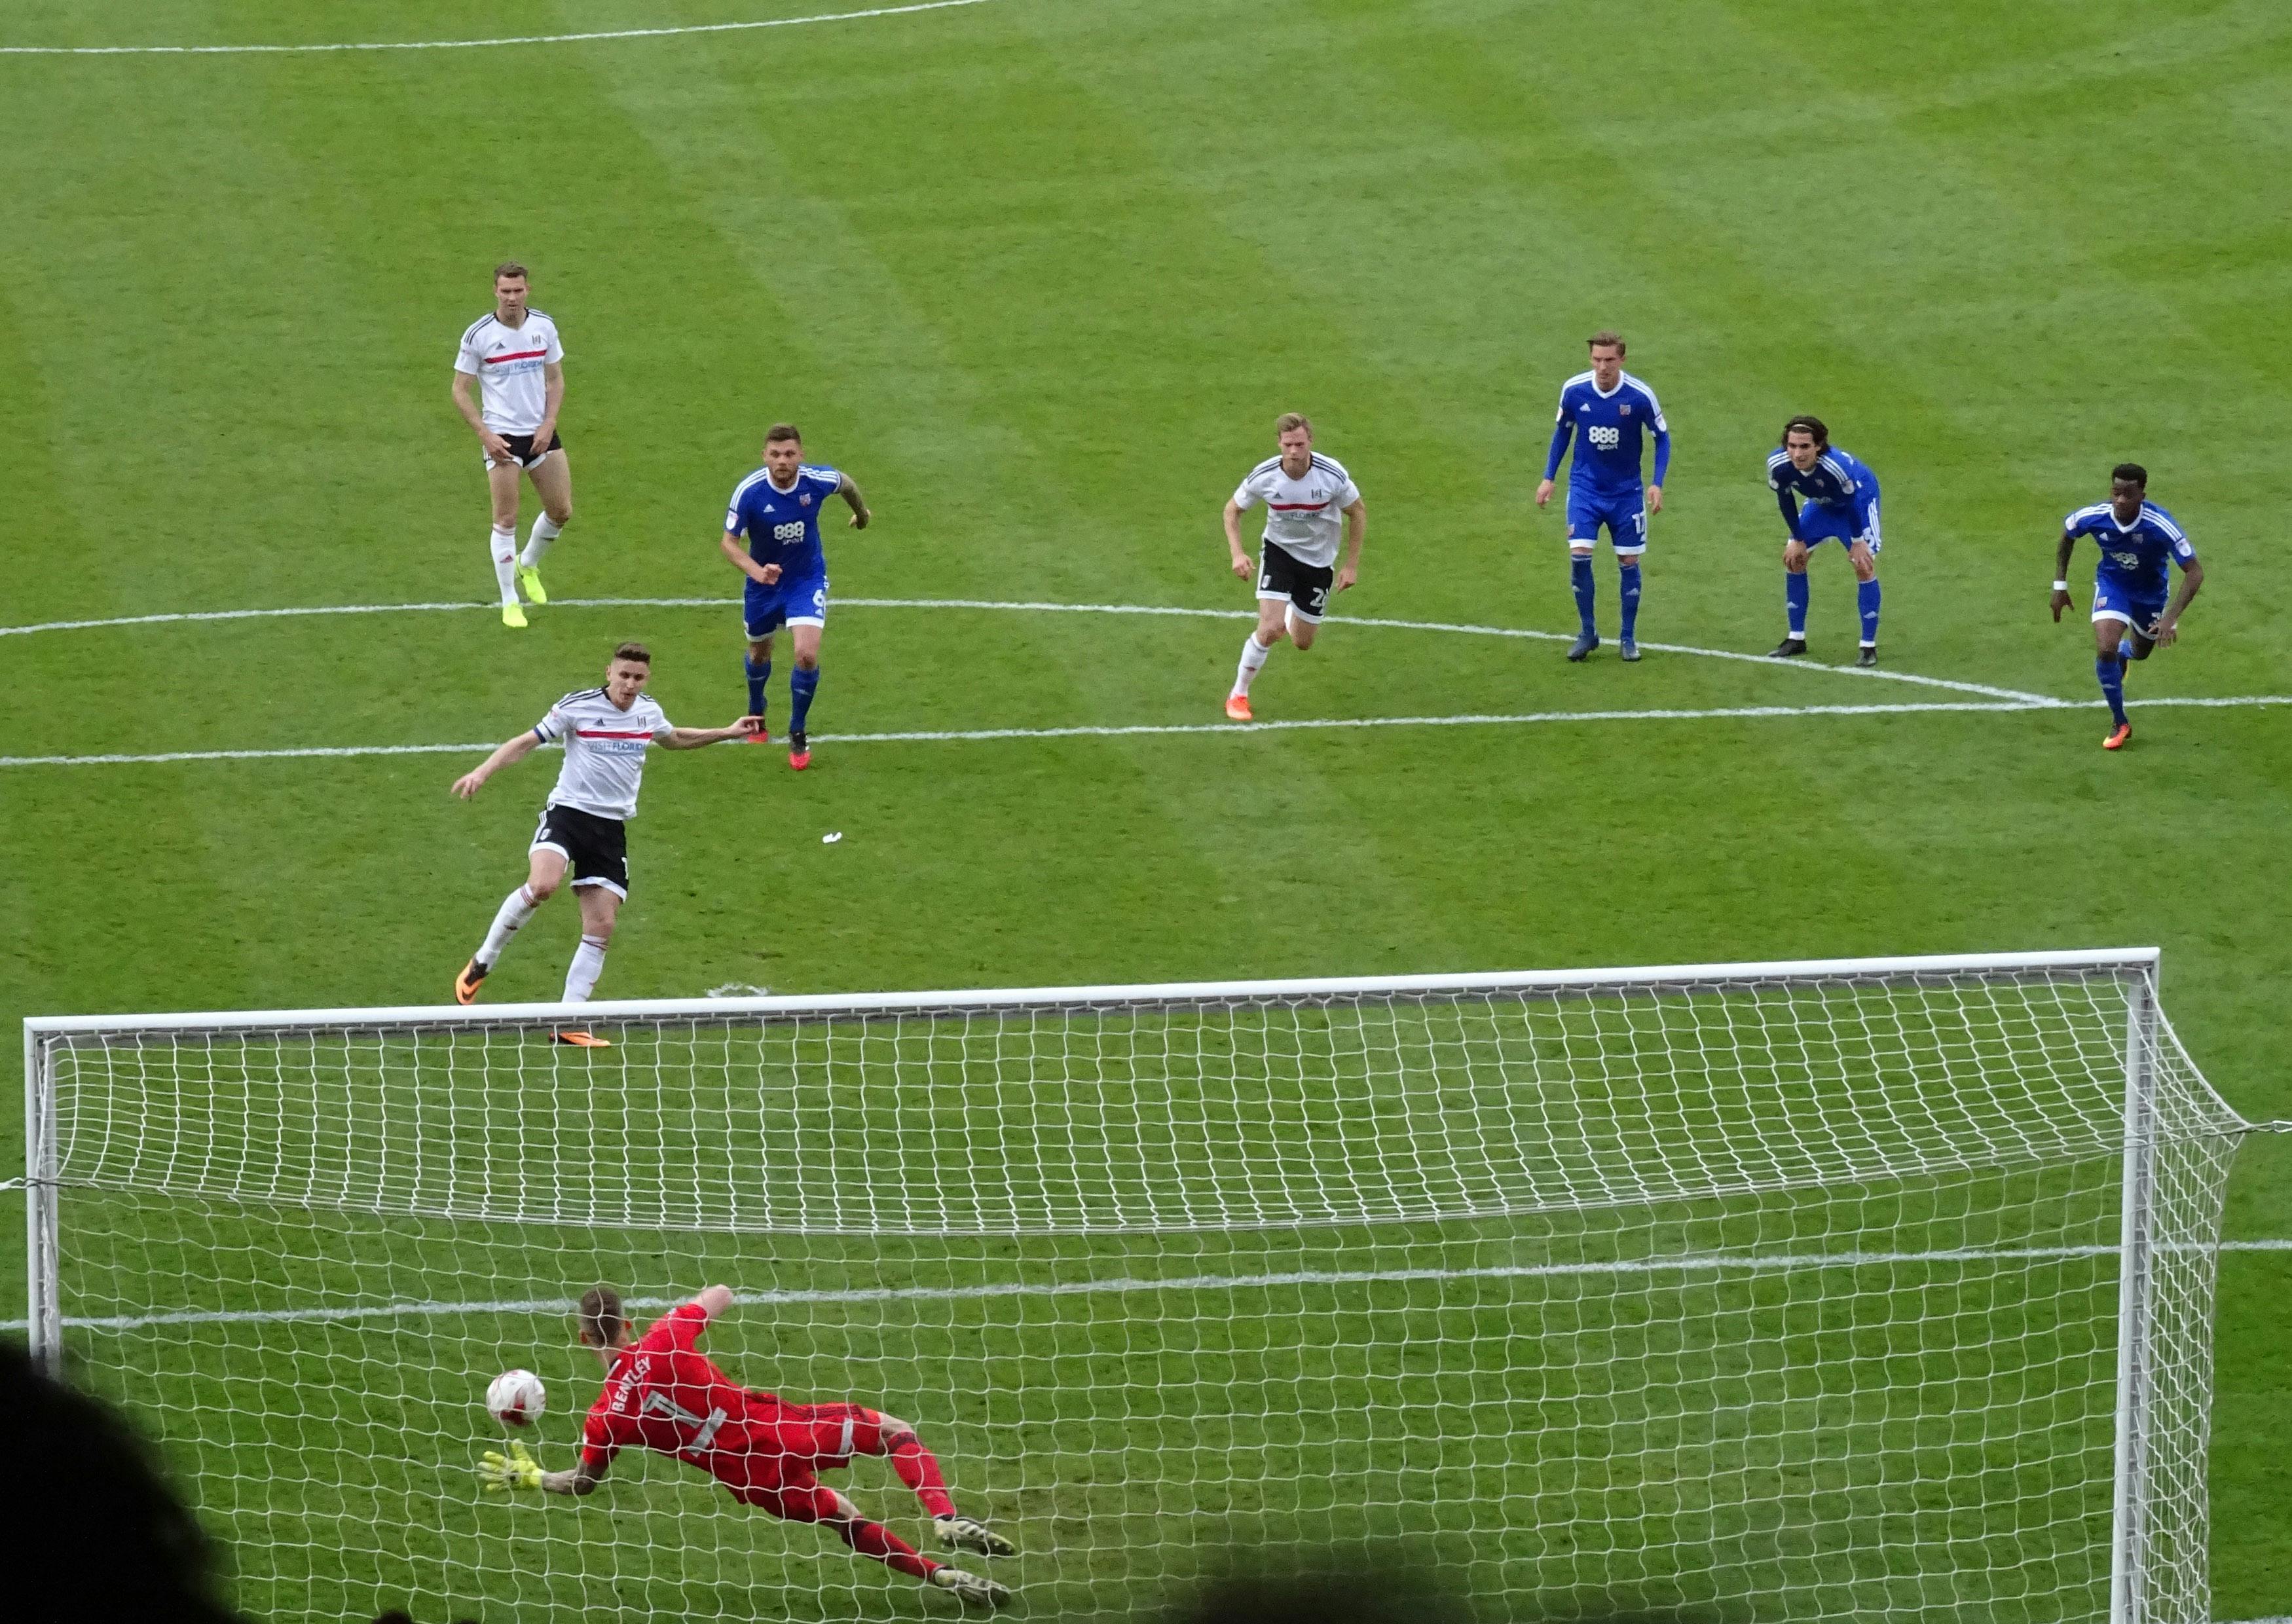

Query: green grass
[3,0,2291,1617]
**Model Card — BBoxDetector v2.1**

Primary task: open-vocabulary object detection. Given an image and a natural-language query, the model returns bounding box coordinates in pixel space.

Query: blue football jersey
[2064,501,2194,600]
[1767,445,1877,538]
[1546,371,1670,494]
[725,464,843,578]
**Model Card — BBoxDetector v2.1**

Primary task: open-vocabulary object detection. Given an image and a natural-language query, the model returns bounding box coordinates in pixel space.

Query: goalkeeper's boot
[553,1029,612,1048]
[502,601,528,630]
[1856,644,1879,668]
[1619,638,1641,663]
[454,958,490,1006]
[1566,631,1599,662]
[929,1568,1012,1610]
[936,1515,1016,1559]
[788,730,811,771]
[1224,693,1253,722]
[1769,637,1807,659]
[2103,721,2132,751]
[516,563,549,606]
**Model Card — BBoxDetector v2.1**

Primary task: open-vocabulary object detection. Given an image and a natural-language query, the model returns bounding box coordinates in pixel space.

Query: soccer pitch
[3,0,2289,1619]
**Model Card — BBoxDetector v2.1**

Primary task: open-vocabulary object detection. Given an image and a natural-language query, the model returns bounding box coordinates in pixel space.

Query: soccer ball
[486,1369,547,1428]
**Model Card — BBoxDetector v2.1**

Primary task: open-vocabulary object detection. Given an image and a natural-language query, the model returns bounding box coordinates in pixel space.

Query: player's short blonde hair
[1275,413,1312,438]
[1587,330,1625,354]
[578,1285,625,1346]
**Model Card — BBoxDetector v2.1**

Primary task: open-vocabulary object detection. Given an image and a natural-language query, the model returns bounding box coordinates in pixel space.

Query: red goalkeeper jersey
[578,1302,785,1474]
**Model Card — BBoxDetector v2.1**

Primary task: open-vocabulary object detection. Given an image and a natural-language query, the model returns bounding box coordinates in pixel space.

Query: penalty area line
[13,1238,2292,1335]
[5,695,2288,769]
[0,0,995,56]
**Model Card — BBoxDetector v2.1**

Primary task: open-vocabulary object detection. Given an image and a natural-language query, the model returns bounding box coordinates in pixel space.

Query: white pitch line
[0,0,994,56]
[11,1238,2291,1336]
[0,591,2065,703]
[7,695,2288,770]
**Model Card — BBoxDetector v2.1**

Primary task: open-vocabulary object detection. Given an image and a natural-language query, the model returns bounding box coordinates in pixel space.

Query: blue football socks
[789,667,820,734]
[1570,555,1597,638]
[1617,561,1642,642]
[743,657,771,720]
[1785,571,1810,638]
[2096,654,2128,727]
[1857,578,1881,645]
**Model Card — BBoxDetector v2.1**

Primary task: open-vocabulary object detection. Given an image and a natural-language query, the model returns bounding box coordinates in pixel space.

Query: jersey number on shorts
[642,1390,730,1456]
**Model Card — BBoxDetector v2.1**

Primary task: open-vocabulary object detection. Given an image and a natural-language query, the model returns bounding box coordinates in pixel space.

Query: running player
[451,262,571,629]
[477,1283,1014,1610]
[1535,331,1670,662]
[1222,413,1366,720]
[2051,464,2203,750]
[1766,415,1883,665]
[719,424,872,771]
[450,643,758,1039]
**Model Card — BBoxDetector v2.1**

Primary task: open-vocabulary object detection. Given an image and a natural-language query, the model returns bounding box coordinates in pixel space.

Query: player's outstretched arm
[479,1439,610,1497]
[838,473,870,530]
[1336,499,1366,591]
[2050,531,2079,621]
[452,732,542,800]
[660,719,764,750]
[2153,556,2202,644]
[689,1283,735,1319]
[1223,499,1251,578]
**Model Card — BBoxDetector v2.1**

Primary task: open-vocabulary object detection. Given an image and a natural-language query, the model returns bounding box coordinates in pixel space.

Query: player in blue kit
[2050,464,2203,751]
[1767,416,1882,666]
[718,424,871,771]
[1535,331,1670,662]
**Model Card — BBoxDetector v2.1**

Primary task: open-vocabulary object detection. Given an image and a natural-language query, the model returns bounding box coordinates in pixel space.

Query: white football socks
[521,513,564,569]
[490,526,519,604]
[477,885,537,968]
[563,934,608,1003]
[1232,632,1273,697]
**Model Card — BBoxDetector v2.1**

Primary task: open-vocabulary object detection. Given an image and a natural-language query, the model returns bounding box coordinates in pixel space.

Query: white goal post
[18,950,2259,1623]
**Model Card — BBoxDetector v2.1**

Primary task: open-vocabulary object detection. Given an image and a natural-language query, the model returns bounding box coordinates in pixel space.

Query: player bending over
[1765,416,1883,665]
[2051,463,2202,750]
[451,262,572,629]
[479,1285,1014,1610]
[451,643,757,1041]
[1535,330,1670,662]
[719,423,871,772]
[1223,413,1365,720]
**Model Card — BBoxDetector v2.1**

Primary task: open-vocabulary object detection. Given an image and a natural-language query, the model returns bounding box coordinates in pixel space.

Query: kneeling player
[1222,413,1366,720]
[479,1284,1013,1609]
[2050,464,2202,750]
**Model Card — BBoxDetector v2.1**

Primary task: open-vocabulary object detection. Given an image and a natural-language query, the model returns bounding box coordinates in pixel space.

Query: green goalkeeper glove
[478,1441,543,1492]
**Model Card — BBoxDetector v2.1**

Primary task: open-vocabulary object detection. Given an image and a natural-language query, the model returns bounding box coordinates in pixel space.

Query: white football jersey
[1231,452,1361,568]
[532,688,672,821]
[454,310,566,434]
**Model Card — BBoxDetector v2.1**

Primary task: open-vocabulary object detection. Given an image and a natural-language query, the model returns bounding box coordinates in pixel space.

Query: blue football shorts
[1564,489,1648,555]
[1797,496,1881,553]
[743,568,830,639]
[2091,578,2165,631]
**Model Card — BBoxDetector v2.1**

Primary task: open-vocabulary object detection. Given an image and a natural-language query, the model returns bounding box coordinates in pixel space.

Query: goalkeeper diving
[478,1283,1014,1609]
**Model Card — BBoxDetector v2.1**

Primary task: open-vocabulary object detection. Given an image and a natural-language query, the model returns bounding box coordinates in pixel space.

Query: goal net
[20,951,2253,1623]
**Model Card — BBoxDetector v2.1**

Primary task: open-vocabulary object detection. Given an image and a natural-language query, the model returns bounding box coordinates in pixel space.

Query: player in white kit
[1221,413,1366,720]
[449,642,758,1043]
[451,262,572,629]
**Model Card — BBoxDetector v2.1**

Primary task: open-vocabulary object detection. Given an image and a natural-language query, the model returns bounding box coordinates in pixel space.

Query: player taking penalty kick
[450,643,758,1041]
[2051,463,2202,750]
[478,1285,1014,1610]
[1223,413,1365,720]
[451,262,571,629]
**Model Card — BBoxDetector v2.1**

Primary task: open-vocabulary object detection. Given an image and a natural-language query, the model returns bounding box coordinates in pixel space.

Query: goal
[19,950,2255,1623]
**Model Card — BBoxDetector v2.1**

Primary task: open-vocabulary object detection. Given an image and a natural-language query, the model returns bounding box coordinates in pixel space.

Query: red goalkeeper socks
[888,1435,957,1519]
[838,1516,934,1580]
